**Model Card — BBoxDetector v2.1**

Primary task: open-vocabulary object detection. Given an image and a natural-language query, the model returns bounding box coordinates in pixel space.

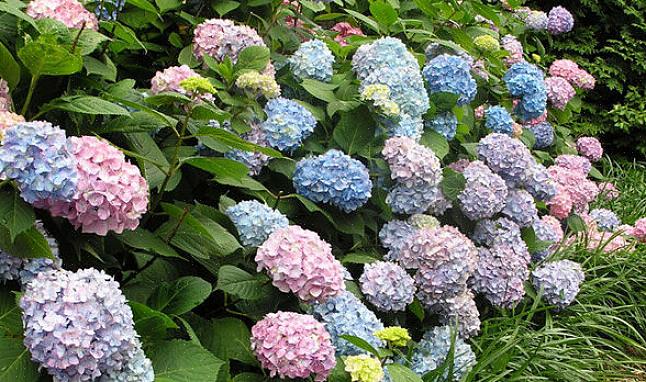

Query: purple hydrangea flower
[523,163,558,201]
[458,161,509,220]
[379,220,417,262]
[532,260,584,309]
[360,261,415,311]
[502,189,538,227]
[477,133,535,186]
[547,6,574,35]
[471,246,529,308]
[526,121,554,149]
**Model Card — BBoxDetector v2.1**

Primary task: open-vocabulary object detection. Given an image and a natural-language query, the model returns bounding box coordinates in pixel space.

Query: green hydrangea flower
[360,84,400,117]
[375,326,412,347]
[344,355,384,382]
[235,70,281,98]
[474,35,500,52]
[179,76,216,95]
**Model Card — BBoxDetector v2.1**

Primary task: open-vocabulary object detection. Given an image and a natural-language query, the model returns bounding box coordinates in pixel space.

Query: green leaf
[196,127,282,158]
[185,157,249,180]
[83,55,117,82]
[0,190,35,242]
[213,0,240,16]
[408,298,425,322]
[588,167,604,180]
[430,92,460,113]
[148,276,212,315]
[117,228,181,258]
[333,109,375,155]
[192,103,230,121]
[216,265,272,300]
[345,9,380,33]
[420,130,450,160]
[178,45,200,68]
[130,301,178,342]
[155,0,182,12]
[18,40,83,76]
[0,226,53,260]
[144,92,192,106]
[342,253,378,264]
[234,46,270,72]
[440,168,466,202]
[195,317,257,365]
[0,286,22,337]
[0,42,20,88]
[520,128,536,149]
[369,0,398,28]
[41,95,130,116]
[149,340,226,382]
[339,335,381,358]
[301,78,338,103]
[74,30,110,56]
[233,373,266,382]
[0,1,38,29]
[0,336,41,381]
[386,363,423,382]
[567,214,587,233]
[128,0,159,13]
[124,133,172,189]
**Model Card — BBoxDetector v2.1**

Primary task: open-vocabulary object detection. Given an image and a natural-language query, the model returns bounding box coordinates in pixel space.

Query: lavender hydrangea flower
[289,40,335,82]
[293,150,372,212]
[589,208,621,232]
[526,121,554,149]
[532,260,584,309]
[471,246,529,308]
[0,253,21,282]
[310,291,384,356]
[485,106,514,136]
[423,54,477,106]
[472,217,530,264]
[531,216,563,261]
[426,112,458,140]
[386,183,438,215]
[523,163,558,201]
[525,10,548,30]
[226,200,289,247]
[262,98,316,152]
[501,189,538,227]
[411,326,476,382]
[436,291,481,338]
[576,137,603,162]
[0,121,77,204]
[477,133,535,186]
[547,6,574,35]
[20,268,141,381]
[382,136,442,188]
[379,220,417,262]
[501,35,524,66]
[223,121,270,176]
[99,344,154,382]
[19,221,62,285]
[458,161,509,220]
[360,261,415,312]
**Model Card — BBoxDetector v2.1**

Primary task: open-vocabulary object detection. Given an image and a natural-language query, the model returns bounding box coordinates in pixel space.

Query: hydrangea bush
[0,0,643,381]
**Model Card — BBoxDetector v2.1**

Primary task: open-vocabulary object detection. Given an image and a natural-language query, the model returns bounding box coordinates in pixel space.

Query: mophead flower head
[226,200,289,247]
[411,325,476,381]
[359,261,415,312]
[436,291,481,338]
[472,217,530,264]
[310,290,384,356]
[423,54,477,106]
[0,111,25,139]
[532,260,584,309]
[523,163,558,201]
[554,155,592,176]
[382,136,442,188]
[361,66,429,119]
[0,121,77,204]
[526,121,554,149]
[589,208,621,232]
[409,214,441,229]
[471,246,529,308]
[352,37,419,81]
[293,150,372,212]
[39,136,149,236]
[262,97,316,152]
[386,183,439,215]
[0,252,21,282]
[98,344,154,382]
[547,165,598,214]
[20,268,140,381]
[251,311,336,381]
[474,35,500,51]
[547,6,574,35]
[501,189,538,228]
[426,112,458,140]
[458,161,509,221]
[504,62,544,94]
[628,218,646,243]
[525,10,548,30]
[379,220,417,262]
[477,133,535,186]
[256,225,345,303]
[545,76,575,110]
[531,215,564,261]
[19,220,63,285]
[150,65,215,102]
[400,225,478,272]
[360,84,400,117]
[26,0,99,30]
[235,71,281,98]
[344,355,383,382]
[576,137,603,162]
[501,35,524,66]
[223,121,270,176]
[374,326,411,347]
[549,59,595,90]
[289,40,335,82]
[485,106,514,136]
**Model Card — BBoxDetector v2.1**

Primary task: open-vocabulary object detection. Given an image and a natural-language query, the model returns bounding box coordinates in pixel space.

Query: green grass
[468,160,646,381]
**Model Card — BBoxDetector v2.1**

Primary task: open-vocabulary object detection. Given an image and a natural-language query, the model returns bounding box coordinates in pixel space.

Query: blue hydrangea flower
[501,189,538,228]
[485,106,514,136]
[0,121,77,204]
[525,10,548,30]
[310,291,384,356]
[426,112,458,140]
[93,0,126,20]
[526,122,554,149]
[523,163,557,201]
[503,62,544,97]
[289,40,335,82]
[589,208,621,232]
[99,343,154,382]
[477,133,535,186]
[262,98,316,152]
[293,150,372,212]
[411,325,476,381]
[423,54,477,106]
[352,37,419,81]
[532,218,560,261]
[362,67,429,119]
[532,260,584,310]
[226,200,289,247]
[383,115,424,141]
[360,261,415,312]
[458,161,508,221]
[386,183,438,215]
[0,253,22,282]
[379,220,417,262]
[514,81,548,121]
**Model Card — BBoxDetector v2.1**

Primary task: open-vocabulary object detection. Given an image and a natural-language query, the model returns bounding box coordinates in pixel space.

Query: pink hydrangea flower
[524,110,547,125]
[447,158,471,173]
[548,187,573,219]
[501,35,524,66]
[549,59,595,90]
[150,65,214,102]
[628,218,646,243]
[38,136,149,236]
[542,215,564,246]
[474,105,485,120]
[256,226,345,303]
[566,215,629,252]
[597,182,619,200]
[26,0,99,30]
[0,79,11,112]
[282,0,306,30]
[251,311,336,381]
[331,22,364,46]
[545,76,575,110]
[382,136,442,188]
[547,165,598,218]
[554,155,592,176]
[0,111,25,137]
[576,137,603,162]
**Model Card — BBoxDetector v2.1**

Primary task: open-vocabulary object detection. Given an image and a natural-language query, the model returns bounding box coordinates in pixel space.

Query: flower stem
[21,75,39,117]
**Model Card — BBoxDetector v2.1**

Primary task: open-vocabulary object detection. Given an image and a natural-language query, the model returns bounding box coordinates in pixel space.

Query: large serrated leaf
[149,340,226,382]
[0,190,35,242]
[216,265,272,300]
[148,276,212,315]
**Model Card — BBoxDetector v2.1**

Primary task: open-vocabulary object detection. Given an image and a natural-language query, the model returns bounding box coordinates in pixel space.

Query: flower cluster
[427,112,458,140]
[223,121,271,176]
[554,154,592,176]
[589,208,621,232]
[474,34,500,51]
[532,260,585,309]
[39,136,149,236]
[0,79,11,111]
[20,268,149,381]
[0,111,24,139]
[226,200,289,247]
[545,76,575,110]
[471,246,529,308]
[501,35,524,66]
[525,10,548,30]
[411,326,476,382]
[344,355,383,382]
[289,40,335,82]
[458,161,508,221]
[547,162,599,218]
[598,181,619,200]
[26,0,99,30]
[485,106,514,136]
[0,252,21,282]
[503,62,547,121]
[501,189,538,227]
[18,221,63,285]
[99,345,154,382]
[547,6,574,35]
[293,150,372,212]
[626,218,646,242]
[331,22,364,46]
[310,291,384,356]
[423,54,477,106]
[526,121,554,149]
[576,137,603,162]
[251,311,336,381]
[436,291,481,338]
[359,261,415,312]
[382,136,442,188]
[374,326,411,347]
[150,65,214,102]
[549,59,595,90]
[262,97,316,151]
[256,226,345,303]
[531,215,563,261]
[0,121,77,204]
[477,133,535,186]
[360,84,400,117]
[379,220,417,262]
[235,70,281,98]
